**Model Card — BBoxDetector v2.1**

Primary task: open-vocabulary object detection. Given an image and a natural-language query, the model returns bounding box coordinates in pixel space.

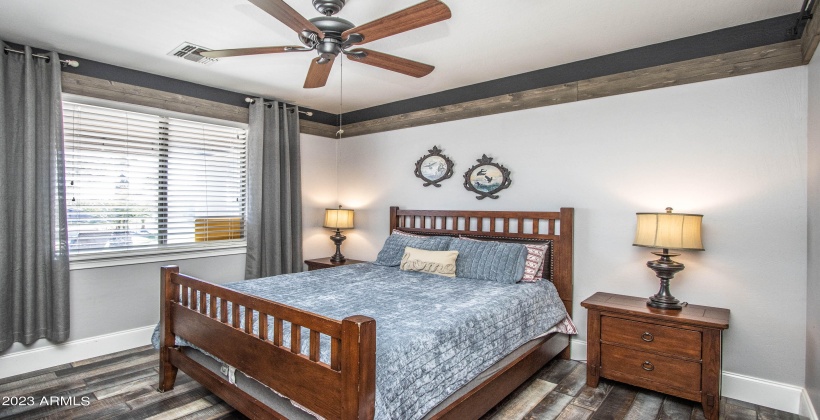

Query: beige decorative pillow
[400,247,458,277]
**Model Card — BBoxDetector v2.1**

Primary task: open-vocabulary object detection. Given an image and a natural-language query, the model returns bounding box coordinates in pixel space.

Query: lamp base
[646,250,684,311]
[647,295,683,310]
[329,229,347,263]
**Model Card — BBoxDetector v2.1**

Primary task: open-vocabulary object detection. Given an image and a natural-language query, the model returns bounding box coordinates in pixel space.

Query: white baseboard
[802,388,819,420]
[570,338,587,361]
[722,371,804,414]
[569,339,806,415]
[0,325,156,380]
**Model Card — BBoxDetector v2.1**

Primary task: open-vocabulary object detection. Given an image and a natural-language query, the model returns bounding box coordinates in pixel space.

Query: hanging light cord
[337,55,344,138]
[336,55,343,204]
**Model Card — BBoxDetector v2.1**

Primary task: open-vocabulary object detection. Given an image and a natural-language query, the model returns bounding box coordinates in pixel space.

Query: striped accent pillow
[521,243,549,282]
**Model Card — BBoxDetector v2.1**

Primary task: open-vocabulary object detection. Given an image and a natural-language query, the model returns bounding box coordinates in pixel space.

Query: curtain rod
[3,47,79,67]
[244,97,313,116]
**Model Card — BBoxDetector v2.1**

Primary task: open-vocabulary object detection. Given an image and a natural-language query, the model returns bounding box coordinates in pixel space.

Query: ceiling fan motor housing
[306,16,357,60]
[313,0,345,16]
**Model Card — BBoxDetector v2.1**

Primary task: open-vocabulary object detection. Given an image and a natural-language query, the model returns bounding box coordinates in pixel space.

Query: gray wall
[807,47,820,412]
[323,67,809,386]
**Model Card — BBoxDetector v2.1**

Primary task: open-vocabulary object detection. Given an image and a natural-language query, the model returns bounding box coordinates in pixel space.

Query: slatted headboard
[389,207,574,316]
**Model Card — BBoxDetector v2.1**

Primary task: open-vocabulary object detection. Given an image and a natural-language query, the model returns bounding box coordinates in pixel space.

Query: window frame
[62,94,249,268]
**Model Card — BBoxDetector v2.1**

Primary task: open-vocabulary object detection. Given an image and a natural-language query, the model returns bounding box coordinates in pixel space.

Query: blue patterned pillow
[447,238,527,283]
[374,234,452,267]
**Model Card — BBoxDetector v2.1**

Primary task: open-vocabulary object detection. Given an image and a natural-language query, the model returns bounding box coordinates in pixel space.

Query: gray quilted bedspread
[152,263,567,420]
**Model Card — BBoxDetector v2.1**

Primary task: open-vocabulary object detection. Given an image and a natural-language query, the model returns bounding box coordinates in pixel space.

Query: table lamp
[633,207,704,310]
[323,205,354,263]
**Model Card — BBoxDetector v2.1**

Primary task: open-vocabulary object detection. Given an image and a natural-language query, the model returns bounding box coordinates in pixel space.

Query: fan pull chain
[336,55,344,138]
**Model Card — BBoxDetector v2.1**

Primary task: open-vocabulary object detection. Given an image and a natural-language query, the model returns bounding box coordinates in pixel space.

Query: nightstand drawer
[601,316,701,359]
[601,343,701,391]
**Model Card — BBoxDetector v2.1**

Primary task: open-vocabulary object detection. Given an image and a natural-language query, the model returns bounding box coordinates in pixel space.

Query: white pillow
[400,247,459,278]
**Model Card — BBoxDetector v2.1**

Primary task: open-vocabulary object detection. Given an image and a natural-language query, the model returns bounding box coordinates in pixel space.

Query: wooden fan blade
[304,56,336,88]
[200,46,305,58]
[348,49,434,78]
[342,0,450,45]
[249,0,324,38]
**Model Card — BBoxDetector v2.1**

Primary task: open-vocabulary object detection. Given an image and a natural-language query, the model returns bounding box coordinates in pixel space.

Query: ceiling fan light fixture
[209,0,450,88]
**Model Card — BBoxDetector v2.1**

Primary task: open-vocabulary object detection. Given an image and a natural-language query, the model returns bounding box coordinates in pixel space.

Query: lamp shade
[633,209,704,251]
[323,208,354,230]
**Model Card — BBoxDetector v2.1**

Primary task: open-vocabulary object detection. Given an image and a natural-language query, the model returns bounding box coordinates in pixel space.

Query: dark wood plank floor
[0,346,806,420]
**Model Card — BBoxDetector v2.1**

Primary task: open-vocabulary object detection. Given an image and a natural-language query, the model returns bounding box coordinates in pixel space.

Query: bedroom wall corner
[300,134,341,261]
[805,48,820,419]
[334,67,809,405]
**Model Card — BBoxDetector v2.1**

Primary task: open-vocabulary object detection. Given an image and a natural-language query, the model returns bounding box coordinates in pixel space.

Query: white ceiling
[0,0,803,114]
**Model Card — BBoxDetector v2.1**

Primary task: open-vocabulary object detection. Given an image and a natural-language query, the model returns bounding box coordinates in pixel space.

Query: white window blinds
[62,102,247,254]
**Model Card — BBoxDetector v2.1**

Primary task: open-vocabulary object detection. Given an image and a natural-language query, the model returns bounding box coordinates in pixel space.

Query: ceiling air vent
[167,42,217,65]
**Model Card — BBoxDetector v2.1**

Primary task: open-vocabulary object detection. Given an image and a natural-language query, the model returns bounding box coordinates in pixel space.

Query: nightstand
[304,257,367,271]
[581,292,729,420]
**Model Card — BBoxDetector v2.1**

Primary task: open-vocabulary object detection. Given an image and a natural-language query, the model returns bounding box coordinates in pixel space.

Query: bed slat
[181,285,189,307]
[199,291,207,315]
[310,331,321,362]
[259,313,268,341]
[244,307,253,335]
[331,338,341,371]
[291,323,302,354]
[274,318,283,347]
[232,302,240,329]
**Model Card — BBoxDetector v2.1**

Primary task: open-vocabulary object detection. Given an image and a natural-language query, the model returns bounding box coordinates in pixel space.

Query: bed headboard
[389,207,574,316]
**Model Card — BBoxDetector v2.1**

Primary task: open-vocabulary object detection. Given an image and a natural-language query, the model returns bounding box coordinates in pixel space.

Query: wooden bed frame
[158,207,574,420]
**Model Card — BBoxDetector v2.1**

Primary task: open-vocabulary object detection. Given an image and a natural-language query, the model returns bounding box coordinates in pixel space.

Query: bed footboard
[158,266,376,420]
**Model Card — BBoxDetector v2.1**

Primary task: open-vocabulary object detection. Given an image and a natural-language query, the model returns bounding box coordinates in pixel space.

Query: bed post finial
[341,315,376,419]
[389,206,399,234]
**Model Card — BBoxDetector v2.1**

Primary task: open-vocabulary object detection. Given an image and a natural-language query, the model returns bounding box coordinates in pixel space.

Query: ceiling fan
[202,0,451,88]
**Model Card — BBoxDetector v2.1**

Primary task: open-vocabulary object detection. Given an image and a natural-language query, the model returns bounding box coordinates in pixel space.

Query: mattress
[153,263,570,419]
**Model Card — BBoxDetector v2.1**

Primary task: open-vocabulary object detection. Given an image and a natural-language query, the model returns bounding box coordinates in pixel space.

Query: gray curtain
[0,43,70,351]
[245,99,303,279]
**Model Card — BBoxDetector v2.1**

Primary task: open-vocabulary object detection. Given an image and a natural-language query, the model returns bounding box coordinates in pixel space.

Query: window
[62,101,247,255]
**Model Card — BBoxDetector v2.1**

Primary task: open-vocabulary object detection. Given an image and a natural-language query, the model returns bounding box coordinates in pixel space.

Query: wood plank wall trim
[576,40,802,100]
[312,40,802,138]
[300,119,339,138]
[802,0,820,64]
[62,39,806,139]
[61,73,249,123]
[62,72,331,136]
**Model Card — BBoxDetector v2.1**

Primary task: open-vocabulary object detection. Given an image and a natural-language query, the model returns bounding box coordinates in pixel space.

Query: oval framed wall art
[463,154,512,199]
[414,146,454,187]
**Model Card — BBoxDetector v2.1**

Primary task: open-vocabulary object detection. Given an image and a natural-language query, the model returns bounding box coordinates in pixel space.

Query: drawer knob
[641,332,654,342]
[642,361,655,371]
